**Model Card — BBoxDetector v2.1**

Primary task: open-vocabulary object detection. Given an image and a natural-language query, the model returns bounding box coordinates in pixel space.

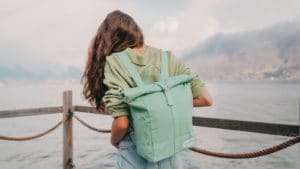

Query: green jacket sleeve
[168,51,208,98]
[102,56,130,118]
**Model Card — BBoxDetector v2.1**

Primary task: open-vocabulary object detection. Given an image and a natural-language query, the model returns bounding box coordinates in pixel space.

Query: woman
[82,10,213,169]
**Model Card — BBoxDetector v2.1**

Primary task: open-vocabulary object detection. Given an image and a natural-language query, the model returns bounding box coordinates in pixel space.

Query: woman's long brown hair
[81,10,144,111]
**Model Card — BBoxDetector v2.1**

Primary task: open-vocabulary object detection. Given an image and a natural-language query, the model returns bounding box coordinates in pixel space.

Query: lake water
[0,81,299,169]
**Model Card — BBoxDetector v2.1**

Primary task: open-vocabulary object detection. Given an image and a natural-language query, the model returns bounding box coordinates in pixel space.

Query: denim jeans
[116,134,184,169]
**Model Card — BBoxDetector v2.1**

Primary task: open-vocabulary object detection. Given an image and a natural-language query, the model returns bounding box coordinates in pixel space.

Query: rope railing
[0,110,299,159]
[189,136,300,159]
[71,114,300,159]
[0,118,66,141]
[0,91,299,169]
[73,114,111,133]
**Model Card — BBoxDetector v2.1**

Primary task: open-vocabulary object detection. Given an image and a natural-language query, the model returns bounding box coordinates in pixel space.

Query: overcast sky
[1,0,300,72]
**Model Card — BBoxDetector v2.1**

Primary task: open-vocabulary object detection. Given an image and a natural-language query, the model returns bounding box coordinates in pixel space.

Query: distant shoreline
[1,79,299,88]
[207,79,300,84]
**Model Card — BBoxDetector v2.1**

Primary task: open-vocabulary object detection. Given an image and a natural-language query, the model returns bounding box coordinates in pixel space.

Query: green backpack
[117,51,196,162]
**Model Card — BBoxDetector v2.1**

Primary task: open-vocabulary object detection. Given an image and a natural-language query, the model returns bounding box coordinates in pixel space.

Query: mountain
[183,21,300,81]
[1,22,299,83]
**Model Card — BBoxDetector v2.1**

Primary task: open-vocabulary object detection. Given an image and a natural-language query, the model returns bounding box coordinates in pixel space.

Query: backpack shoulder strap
[159,51,169,80]
[117,52,144,86]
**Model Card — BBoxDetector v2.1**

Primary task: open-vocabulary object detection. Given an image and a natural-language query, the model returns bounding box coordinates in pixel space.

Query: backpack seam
[141,97,155,160]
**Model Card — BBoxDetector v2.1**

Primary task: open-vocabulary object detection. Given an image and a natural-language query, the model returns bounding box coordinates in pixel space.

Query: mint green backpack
[117,51,196,162]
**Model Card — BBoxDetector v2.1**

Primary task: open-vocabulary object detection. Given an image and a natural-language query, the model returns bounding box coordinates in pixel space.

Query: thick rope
[3,113,297,159]
[73,114,111,133]
[0,118,66,141]
[189,136,300,159]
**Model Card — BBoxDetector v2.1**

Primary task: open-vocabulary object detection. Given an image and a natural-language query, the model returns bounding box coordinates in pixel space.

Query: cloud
[211,0,300,32]
[146,0,219,56]
[1,0,300,82]
[150,16,180,35]
[144,0,300,57]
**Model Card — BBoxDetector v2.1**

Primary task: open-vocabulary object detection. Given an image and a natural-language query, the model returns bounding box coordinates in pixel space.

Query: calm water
[0,81,299,169]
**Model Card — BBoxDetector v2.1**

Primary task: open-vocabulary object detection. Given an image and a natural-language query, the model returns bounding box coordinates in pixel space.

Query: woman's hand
[193,92,213,107]
[111,140,119,149]
[110,115,129,149]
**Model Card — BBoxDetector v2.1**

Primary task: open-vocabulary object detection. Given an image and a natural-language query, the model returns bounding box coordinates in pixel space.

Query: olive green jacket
[102,46,208,118]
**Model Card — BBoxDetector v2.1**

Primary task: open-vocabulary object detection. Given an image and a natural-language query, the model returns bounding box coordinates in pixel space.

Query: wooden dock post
[63,91,74,169]
[298,97,300,160]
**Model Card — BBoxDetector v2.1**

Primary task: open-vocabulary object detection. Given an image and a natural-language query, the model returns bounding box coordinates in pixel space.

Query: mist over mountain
[184,21,300,81]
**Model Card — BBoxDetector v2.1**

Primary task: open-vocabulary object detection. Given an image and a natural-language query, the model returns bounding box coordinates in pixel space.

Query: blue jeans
[116,134,184,169]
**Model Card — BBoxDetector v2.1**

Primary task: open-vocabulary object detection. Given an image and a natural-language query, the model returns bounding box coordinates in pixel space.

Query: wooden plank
[192,116,299,137]
[298,97,300,153]
[0,107,62,118]
[63,91,74,169]
[1,103,298,137]
[73,105,109,115]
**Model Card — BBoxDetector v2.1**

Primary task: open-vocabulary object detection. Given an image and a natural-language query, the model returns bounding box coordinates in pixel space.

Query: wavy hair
[81,10,144,111]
